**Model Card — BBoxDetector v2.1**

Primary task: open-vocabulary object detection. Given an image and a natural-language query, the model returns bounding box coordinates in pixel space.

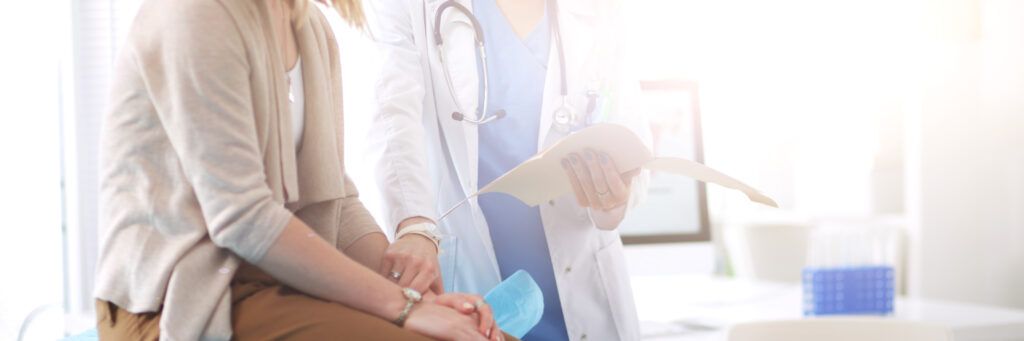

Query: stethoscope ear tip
[495,109,507,119]
[452,112,464,121]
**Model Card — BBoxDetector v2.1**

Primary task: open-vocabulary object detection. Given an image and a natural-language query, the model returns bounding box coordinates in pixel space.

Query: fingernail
[561,159,571,169]
[571,154,580,164]
[600,152,610,165]
[462,302,474,310]
[585,150,595,160]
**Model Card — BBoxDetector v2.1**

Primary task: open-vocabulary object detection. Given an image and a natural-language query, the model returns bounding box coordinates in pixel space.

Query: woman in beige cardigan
[93,0,503,340]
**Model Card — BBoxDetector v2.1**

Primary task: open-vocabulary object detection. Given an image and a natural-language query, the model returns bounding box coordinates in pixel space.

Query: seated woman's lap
[97,263,433,341]
[230,279,433,341]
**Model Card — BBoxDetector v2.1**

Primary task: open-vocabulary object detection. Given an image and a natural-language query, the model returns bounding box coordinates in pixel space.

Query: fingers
[581,149,614,209]
[455,328,488,341]
[407,259,438,294]
[422,290,438,303]
[433,294,477,314]
[390,261,407,284]
[568,149,633,211]
[597,151,629,208]
[561,158,589,207]
[381,238,442,293]
[562,149,635,212]
[446,313,484,341]
[431,274,446,294]
[378,253,395,280]
[433,294,497,340]
[566,153,602,208]
[475,300,495,339]
[490,325,503,341]
[407,271,431,294]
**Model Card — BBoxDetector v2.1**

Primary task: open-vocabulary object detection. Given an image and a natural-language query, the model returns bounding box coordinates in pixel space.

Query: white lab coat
[367,0,650,340]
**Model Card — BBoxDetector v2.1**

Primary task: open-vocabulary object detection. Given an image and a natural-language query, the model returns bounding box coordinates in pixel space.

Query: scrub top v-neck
[473,0,570,340]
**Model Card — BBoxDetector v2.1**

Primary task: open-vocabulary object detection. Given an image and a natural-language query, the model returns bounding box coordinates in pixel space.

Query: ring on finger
[389,271,402,280]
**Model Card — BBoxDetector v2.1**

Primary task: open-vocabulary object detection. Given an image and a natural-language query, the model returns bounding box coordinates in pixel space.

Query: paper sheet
[440,124,776,220]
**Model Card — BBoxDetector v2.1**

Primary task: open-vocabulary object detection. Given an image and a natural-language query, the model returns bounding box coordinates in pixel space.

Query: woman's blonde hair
[327,0,366,28]
[291,0,366,28]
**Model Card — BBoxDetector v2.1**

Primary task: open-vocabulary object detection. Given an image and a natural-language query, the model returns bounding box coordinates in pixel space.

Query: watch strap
[396,222,441,251]
[393,287,422,327]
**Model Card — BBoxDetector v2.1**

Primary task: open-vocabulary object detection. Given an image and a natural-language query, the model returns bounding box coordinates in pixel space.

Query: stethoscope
[433,0,583,133]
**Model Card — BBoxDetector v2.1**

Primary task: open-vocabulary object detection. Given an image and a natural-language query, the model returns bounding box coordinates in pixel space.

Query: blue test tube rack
[802,265,894,316]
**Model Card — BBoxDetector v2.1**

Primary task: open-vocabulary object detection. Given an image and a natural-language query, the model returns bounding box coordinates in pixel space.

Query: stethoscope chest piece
[552,101,576,133]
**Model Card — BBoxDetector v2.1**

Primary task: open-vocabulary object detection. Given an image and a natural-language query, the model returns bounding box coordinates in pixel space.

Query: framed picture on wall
[618,79,710,244]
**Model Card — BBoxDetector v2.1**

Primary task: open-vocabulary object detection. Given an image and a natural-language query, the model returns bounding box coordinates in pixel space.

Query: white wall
[906,0,1024,309]
[62,0,145,332]
[0,2,71,339]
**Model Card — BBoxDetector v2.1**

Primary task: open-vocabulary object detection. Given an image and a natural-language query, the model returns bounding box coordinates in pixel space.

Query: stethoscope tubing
[434,0,573,128]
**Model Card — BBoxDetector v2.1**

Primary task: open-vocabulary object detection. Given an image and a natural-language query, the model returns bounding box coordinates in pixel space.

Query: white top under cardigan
[289,60,305,150]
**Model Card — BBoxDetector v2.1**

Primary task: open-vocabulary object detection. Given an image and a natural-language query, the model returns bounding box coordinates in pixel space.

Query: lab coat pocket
[595,238,642,341]
[438,234,459,293]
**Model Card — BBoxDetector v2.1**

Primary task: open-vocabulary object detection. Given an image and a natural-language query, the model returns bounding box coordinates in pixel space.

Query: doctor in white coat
[367,0,650,339]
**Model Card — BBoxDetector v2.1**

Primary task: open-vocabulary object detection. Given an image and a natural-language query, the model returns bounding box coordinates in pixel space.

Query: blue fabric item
[485,270,545,338]
[63,328,98,341]
[473,0,569,340]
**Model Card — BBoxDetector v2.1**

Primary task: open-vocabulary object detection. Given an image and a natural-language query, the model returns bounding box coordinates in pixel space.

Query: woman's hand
[561,149,640,228]
[380,220,444,294]
[405,299,503,341]
[427,293,501,340]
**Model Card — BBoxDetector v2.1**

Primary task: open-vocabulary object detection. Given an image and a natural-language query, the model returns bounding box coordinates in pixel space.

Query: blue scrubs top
[474,0,569,340]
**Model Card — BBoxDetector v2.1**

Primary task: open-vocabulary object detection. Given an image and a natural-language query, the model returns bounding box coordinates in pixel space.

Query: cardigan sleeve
[131,0,292,264]
[336,175,385,250]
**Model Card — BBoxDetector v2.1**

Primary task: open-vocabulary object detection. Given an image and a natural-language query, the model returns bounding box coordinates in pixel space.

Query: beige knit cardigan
[94,0,380,339]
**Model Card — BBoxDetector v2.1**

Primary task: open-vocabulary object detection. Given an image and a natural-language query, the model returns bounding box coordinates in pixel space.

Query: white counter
[633,274,1024,340]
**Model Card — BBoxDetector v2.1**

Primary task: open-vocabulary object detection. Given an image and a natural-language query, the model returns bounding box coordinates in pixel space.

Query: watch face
[404,288,422,302]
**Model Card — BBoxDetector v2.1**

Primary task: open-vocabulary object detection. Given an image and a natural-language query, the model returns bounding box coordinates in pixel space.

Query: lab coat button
[580,333,587,340]
[564,266,572,273]
[548,200,556,206]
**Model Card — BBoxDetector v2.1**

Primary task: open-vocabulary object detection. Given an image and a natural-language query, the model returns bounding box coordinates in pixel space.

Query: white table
[632,274,1024,340]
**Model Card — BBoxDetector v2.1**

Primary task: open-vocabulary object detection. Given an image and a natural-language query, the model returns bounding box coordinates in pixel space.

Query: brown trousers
[97,264,439,340]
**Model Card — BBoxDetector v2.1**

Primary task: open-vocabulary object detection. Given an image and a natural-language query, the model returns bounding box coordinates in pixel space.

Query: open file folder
[441,123,776,220]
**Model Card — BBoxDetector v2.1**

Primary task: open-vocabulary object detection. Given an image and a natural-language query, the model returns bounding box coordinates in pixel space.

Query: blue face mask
[484,270,544,338]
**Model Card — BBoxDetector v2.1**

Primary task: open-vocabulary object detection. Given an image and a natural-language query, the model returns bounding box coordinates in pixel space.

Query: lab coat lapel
[429,0,481,197]
[537,0,600,149]
[427,0,504,291]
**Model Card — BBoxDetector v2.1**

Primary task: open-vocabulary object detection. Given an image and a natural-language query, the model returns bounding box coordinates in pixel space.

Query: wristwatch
[395,222,441,252]
[393,287,422,327]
